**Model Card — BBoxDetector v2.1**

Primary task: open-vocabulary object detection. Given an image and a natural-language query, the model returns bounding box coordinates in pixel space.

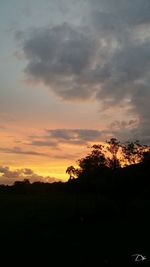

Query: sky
[0,0,150,184]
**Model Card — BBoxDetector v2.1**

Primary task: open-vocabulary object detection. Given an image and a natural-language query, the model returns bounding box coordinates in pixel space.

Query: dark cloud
[0,146,48,157]
[29,128,114,149]
[19,0,150,142]
[21,23,98,101]
[45,129,109,144]
[30,140,59,148]
[110,120,138,131]
[0,166,58,185]
[90,0,150,25]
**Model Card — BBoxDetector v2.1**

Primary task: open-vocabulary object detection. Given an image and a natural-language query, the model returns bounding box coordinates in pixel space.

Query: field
[0,189,149,266]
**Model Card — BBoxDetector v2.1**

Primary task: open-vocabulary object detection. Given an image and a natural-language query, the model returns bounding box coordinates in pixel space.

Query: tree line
[66,138,150,181]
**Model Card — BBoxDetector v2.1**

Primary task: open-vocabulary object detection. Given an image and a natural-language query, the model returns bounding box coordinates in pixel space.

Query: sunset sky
[0,0,150,184]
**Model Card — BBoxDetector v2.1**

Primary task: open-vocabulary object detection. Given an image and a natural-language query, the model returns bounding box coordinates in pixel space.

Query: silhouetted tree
[106,138,121,170]
[66,139,122,181]
[77,144,109,181]
[23,178,30,184]
[122,140,147,165]
[79,145,106,170]
[141,150,150,164]
[66,166,78,180]
[66,138,150,184]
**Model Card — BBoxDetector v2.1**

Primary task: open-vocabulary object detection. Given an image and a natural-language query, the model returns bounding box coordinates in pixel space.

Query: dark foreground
[0,190,149,267]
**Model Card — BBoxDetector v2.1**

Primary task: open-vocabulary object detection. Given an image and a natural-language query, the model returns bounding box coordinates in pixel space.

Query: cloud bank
[29,129,113,147]
[0,146,48,157]
[19,0,150,142]
[0,166,58,185]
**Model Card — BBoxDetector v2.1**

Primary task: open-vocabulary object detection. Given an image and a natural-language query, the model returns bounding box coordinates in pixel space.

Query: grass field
[0,190,149,266]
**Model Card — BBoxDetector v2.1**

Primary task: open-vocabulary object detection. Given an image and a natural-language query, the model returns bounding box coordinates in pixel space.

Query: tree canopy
[66,138,150,181]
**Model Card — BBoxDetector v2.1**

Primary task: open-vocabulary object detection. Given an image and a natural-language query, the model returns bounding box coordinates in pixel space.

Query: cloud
[0,166,58,185]
[110,120,138,131]
[48,129,110,142]
[22,23,97,101]
[30,140,59,148]
[19,0,150,142]
[0,146,48,157]
[90,0,150,26]
[29,128,112,147]
[28,128,116,160]
[22,168,34,175]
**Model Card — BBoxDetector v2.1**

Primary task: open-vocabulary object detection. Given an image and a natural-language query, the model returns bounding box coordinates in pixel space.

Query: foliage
[121,140,148,165]
[66,138,150,181]
[66,166,78,180]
